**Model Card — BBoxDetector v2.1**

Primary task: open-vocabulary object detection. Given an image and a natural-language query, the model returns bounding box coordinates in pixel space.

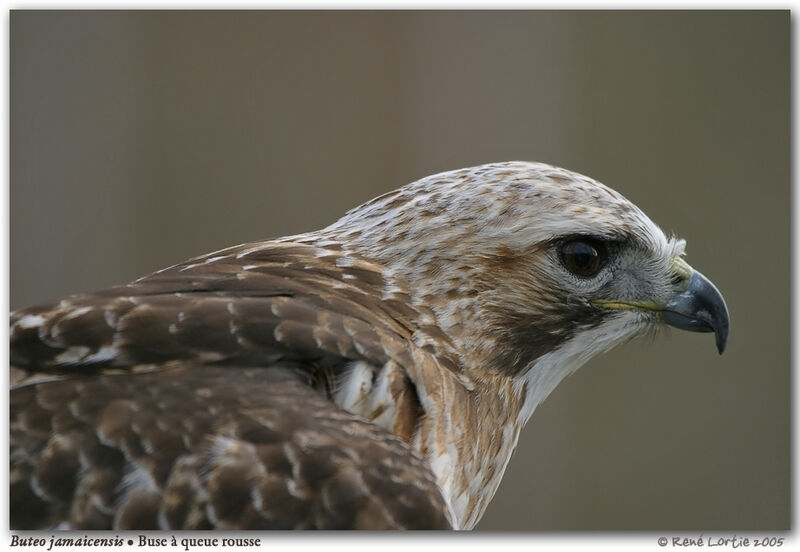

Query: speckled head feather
[10,161,725,531]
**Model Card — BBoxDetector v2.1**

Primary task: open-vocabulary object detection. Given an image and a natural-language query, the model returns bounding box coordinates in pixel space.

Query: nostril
[668,257,693,291]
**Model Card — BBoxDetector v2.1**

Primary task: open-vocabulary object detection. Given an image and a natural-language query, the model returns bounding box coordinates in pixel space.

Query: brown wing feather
[10,241,452,529]
[11,364,450,529]
[11,242,422,376]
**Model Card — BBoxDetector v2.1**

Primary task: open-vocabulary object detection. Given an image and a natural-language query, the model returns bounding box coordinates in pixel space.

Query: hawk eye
[560,239,606,278]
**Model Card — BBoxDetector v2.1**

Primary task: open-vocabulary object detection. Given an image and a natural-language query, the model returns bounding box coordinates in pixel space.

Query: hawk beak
[662,268,730,354]
[593,258,730,355]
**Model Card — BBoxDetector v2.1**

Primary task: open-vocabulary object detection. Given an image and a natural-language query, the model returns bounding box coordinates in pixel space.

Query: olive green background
[10,11,789,530]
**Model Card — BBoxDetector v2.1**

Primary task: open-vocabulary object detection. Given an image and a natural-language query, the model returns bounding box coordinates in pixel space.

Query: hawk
[10,162,729,530]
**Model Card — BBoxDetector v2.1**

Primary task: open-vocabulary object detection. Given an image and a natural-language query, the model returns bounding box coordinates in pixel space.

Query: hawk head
[323,161,729,421]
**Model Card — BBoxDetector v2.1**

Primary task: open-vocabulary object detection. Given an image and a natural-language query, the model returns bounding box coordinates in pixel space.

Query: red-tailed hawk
[10,162,729,530]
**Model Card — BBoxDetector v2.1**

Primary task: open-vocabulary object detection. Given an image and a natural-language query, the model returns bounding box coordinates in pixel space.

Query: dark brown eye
[560,239,606,278]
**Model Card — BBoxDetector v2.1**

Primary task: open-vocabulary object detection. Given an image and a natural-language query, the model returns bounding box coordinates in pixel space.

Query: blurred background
[10,11,789,530]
